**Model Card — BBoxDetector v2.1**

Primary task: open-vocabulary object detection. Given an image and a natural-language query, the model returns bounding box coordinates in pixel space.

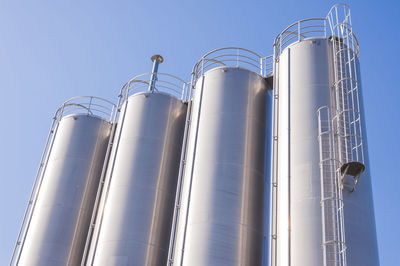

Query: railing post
[298,21,301,41]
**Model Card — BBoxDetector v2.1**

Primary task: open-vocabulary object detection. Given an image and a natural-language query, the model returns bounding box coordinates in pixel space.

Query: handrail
[274,4,360,59]
[274,18,327,57]
[192,47,273,82]
[55,96,116,121]
[119,72,189,102]
[10,96,115,266]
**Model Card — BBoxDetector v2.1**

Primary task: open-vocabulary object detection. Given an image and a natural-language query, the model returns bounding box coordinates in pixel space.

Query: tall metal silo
[270,4,379,266]
[10,97,115,266]
[169,48,273,266]
[83,56,188,266]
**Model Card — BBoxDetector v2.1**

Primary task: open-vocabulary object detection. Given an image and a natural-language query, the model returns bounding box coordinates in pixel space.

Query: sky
[0,0,399,265]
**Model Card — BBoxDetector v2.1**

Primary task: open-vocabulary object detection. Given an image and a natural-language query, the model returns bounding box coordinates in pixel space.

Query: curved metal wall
[18,114,112,265]
[89,92,187,266]
[174,67,271,266]
[274,37,378,266]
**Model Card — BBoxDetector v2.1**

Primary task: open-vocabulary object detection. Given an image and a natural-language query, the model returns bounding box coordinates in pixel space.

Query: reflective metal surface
[174,67,271,266]
[274,38,378,266]
[88,92,187,266]
[343,56,379,266]
[18,114,112,266]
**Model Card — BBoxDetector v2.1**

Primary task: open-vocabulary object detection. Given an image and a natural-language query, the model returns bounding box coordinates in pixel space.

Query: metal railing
[55,96,116,121]
[10,96,115,266]
[274,18,327,56]
[192,47,273,81]
[273,4,359,60]
[119,73,190,102]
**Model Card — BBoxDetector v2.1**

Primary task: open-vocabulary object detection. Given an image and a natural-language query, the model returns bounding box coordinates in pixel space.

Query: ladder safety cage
[317,106,347,266]
[327,4,365,193]
[10,96,116,266]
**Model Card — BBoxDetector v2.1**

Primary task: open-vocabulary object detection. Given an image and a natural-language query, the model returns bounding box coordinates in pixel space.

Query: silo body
[89,92,187,265]
[18,114,112,265]
[174,67,271,266]
[274,38,379,265]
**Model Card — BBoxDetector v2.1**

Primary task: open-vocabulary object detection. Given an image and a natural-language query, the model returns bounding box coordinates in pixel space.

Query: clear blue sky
[0,0,398,265]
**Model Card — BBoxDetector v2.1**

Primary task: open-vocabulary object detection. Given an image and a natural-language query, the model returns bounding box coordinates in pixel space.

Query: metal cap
[151,54,164,63]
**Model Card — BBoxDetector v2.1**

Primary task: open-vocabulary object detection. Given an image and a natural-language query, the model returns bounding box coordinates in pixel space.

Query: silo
[11,97,114,266]
[84,58,188,266]
[170,48,272,266]
[270,4,379,266]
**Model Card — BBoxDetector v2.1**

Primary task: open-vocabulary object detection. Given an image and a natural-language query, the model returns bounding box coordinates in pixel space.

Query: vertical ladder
[9,113,61,266]
[167,76,195,266]
[318,107,347,266]
[270,51,279,266]
[328,4,365,193]
[80,94,122,266]
[318,4,366,266]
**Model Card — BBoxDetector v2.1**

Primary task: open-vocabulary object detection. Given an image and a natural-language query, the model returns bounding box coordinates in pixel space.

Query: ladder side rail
[345,44,358,163]
[180,58,205,266]
[340,21,358,163]
[346,18,364,164]
[329,114,338,266]
[352,60,364,164]
[337,34,349,266]
[318,107,329,266]
[270,50,279,266]
[337,171,347,266]
[179,65,207,266]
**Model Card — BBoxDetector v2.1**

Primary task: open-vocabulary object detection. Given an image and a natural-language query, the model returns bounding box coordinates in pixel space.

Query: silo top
[55,96,116,123]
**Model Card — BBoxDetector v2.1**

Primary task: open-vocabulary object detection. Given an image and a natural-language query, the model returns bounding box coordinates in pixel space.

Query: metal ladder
[328,4,365,193]
[317,5,366,266]
[9,113,61,266]
[167,76,195,266]
[318,107,347,266]
[80,95,122,266]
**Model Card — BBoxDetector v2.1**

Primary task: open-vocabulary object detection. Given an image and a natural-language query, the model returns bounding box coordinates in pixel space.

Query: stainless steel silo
[11,97,114,266]
[270,4,379,266]
[170,48,272,266]
[84,70,188,266]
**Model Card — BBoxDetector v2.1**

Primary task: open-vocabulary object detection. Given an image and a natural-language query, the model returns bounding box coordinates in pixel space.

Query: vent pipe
[148,54,164,92]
